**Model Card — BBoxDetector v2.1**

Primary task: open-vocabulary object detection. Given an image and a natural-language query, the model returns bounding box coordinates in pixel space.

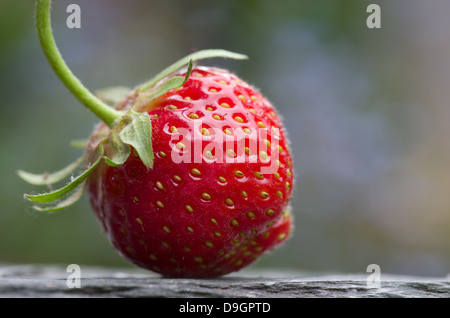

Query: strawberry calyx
[19,0,248,212]
[22,145,104,212]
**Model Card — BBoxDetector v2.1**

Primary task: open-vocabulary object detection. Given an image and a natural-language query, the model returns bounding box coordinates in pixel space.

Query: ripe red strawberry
[21,0,294,278]
[87,66,294,277]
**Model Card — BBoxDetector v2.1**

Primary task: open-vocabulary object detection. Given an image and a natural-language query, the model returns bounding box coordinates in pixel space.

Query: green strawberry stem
[24,0,250,211]
[35,0,122,128]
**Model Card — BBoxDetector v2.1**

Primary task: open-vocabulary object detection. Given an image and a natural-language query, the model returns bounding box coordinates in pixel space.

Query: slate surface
[0,264,449,298]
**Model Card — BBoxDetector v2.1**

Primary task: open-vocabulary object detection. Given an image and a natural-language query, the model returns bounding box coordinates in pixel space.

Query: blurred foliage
[1,0,450,277]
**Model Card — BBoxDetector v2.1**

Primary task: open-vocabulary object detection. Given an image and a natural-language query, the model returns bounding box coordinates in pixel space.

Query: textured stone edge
[0,264,449,298]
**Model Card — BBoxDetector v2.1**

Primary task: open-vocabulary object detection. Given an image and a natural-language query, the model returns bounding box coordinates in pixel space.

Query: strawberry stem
[35,0,122,128]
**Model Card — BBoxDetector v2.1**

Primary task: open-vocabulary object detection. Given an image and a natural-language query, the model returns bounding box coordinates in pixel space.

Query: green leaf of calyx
[137,49,247,92]
[103,122,131,167]
[17,154,86,186]
[32,181,87,212]
[95,86,131,106]
[119,112,154,169]
[24,146,104,205]
[70,139,88,149]
[133,60,194,110]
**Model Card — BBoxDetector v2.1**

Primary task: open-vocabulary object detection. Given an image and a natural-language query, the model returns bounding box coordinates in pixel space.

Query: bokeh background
[1,0,450,277]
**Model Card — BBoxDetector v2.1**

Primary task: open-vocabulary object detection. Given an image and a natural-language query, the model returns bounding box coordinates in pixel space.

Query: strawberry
[87,66,294,277]
[20,0,294,278]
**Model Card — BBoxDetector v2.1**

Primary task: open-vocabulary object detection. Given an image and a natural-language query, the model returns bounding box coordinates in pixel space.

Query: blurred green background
[1,0,450,277]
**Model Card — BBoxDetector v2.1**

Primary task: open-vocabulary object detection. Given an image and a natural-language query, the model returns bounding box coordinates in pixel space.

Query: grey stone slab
[0,264,449,298]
